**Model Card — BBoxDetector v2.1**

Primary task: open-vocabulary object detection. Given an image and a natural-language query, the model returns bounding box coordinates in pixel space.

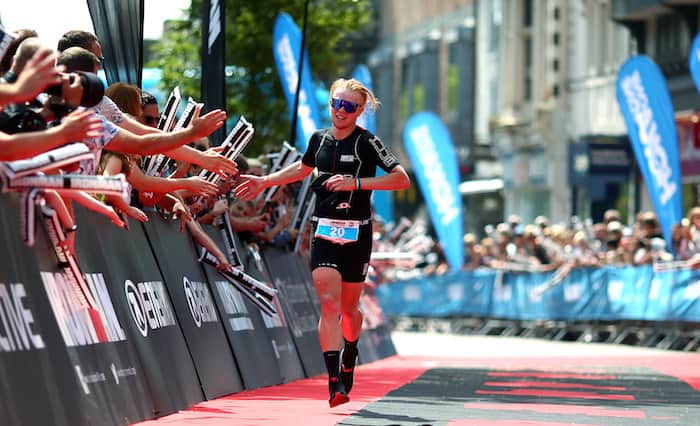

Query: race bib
[314,218,360,245]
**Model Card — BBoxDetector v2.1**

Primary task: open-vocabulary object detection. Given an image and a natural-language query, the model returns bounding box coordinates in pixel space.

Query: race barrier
[376,267,700,321]
[377,267,700,350]
[0,194,395,425]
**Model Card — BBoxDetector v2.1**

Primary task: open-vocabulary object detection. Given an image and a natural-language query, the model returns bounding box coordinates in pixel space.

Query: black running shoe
[328,376,349,407]
[340,362,355,393]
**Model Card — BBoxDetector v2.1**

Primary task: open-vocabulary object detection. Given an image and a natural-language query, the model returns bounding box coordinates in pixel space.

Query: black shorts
[309,220,373,283]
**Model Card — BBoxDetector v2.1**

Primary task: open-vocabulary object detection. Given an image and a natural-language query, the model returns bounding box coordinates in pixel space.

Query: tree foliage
[148,0,373,155]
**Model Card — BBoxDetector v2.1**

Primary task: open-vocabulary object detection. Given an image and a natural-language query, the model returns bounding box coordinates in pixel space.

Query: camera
[44,72,105,108]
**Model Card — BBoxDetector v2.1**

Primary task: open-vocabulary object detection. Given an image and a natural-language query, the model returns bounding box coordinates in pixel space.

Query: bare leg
[340,282,364,341]
[313,266,349,406]
[313,267,343,351]
[339,281,363,393]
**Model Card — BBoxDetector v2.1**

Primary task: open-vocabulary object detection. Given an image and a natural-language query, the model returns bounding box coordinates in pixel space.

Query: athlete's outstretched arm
[325,165,410,192]
[234,160,313,201]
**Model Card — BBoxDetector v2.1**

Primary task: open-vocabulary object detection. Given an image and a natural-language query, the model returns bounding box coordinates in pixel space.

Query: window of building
[655,13,689,68]
[523,0,533,28]
[524,37,533,101]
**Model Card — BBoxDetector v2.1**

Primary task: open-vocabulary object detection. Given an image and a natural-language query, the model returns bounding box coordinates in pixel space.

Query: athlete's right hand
[234,174,266,201]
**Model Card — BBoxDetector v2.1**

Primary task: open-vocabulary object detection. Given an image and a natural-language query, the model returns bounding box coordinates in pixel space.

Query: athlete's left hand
[325,174,358,192]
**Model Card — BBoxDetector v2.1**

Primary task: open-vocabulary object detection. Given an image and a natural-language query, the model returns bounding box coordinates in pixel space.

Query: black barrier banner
[241,242,305,382]
[360,292,397,361]
[72,206,203,417]
[288,250,322,317]
[199,227,282,389]
[142,214,243,399]
[261,247,325,378]
[0,195,154,425]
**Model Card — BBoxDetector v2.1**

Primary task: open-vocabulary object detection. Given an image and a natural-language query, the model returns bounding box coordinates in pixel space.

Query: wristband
[356,177,361,190]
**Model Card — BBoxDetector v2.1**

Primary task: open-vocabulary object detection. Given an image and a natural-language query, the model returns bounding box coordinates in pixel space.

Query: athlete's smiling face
[329,88,365,131]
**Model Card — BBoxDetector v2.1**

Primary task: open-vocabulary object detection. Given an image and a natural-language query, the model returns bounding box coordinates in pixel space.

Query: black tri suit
[301,126,401,282]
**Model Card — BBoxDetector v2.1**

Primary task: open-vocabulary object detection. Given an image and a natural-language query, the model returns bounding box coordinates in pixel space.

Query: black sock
[342,339,358,368]
[323,351,340,379]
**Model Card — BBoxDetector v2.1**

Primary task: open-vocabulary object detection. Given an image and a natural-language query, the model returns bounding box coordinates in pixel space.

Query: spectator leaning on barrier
[57,30,237,179]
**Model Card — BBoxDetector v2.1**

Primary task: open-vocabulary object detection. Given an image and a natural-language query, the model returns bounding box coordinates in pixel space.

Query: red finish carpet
[133,334,700,425]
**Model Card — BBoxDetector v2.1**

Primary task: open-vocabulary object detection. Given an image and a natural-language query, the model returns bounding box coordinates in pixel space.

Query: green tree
[148,0,373,155]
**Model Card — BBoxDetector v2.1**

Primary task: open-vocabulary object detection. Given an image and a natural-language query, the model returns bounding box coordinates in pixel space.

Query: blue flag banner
[272,12,322,152]
[351,65,377,133]
[351,65,393,223]
[616,55,682,244]
[403,112,463,270]
[690,33,700,94]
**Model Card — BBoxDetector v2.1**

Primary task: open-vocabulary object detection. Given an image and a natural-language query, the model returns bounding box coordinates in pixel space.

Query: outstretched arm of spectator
[235,160,313,201]
[106,109,226,155]
[59,191,125,229]
[0,109,103,161]
[126,164,218,196]
[197,198,229,224]
[100,156,148,223]
[185,217,232,272]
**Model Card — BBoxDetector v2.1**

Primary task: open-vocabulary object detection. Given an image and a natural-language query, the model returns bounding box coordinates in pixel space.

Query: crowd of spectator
[0,26,318,275]
[5,25,700,291]
[366,207,700,285]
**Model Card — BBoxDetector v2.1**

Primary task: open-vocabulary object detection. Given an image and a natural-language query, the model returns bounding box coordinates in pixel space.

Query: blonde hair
[329,78,380,111]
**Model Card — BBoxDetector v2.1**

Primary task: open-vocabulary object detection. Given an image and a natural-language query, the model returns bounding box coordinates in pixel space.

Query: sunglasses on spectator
[330,98,360,113]
[143,115,159,125]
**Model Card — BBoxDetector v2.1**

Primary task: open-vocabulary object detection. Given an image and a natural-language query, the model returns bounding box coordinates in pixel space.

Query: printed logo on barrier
[0,282,45,352]
[493,280,511,302]
[564,282,583,302]
[649,278,662,300]
[124,280,176,337]
[41,272,126,347]
[607,280,624,301]
[183,276,218,328]
[214,281,254,331]
[684,281,700,300]
[74,365,106,395]
[272,276,316,337]
[110,363,137,385]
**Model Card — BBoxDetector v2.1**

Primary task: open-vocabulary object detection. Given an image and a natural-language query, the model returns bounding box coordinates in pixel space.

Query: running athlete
[234,78,410,407]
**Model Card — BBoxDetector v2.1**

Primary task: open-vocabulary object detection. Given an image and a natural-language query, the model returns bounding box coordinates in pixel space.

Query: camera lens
[44,73,103,107]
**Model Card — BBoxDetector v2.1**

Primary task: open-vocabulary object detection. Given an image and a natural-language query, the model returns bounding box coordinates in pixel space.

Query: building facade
[612,0,700,215]
[367,0,492,227]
